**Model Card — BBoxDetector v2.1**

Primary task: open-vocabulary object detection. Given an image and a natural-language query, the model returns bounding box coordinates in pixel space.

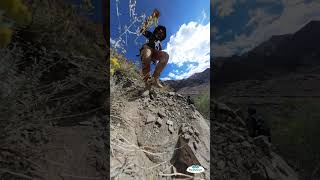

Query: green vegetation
[110,50,141,80]
[233,99,320,179]
[266,100,320,179]
[0,0,31,47]
[193,93,210,119]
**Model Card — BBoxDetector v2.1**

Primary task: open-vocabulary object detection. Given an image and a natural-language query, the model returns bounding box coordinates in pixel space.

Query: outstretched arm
[141,30,153,39]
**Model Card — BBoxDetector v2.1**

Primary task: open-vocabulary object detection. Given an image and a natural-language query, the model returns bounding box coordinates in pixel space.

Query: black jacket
[142,30,162,50]
[142,26,166,50]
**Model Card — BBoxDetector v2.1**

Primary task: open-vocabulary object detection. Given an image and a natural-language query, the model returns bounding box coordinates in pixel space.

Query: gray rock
[168,92,175,96]
[192,141,198,150]
[142,90,149,97]
[146,114,156,123]
[187,127,194,134]
[156,117,163,127]
[158,109,166,118]
[253,136,271,156]
[183,134,191,140]
[166,120,173,126]
[181,126,188,133]
[168,100,174,106]
[168,125,174,134]
[193,127,200,136]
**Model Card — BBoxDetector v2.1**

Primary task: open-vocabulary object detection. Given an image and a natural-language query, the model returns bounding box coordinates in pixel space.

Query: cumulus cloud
[164,62,209,80]
[213,0,320,57]
[160,77,171,81]
[165,22,210,67]
[163,21,210,79]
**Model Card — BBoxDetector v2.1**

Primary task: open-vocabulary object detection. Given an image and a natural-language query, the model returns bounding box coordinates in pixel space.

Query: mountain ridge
[213,20,320,86]
[164,68,210,94]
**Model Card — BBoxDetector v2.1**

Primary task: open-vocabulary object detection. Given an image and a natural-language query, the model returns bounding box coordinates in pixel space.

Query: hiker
[139,24,168,88]
[246,107,271,142]
[187,96,194,105]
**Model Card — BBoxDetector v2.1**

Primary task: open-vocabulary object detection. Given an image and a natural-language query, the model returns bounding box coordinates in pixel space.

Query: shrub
[194,93,210,119]
[0,0,31,47]
[110,50,140,80]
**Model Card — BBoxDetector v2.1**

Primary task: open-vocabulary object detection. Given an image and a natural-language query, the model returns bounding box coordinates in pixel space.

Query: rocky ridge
[110,68,299,180]
[110,71,210,180]
[212,101,299,180]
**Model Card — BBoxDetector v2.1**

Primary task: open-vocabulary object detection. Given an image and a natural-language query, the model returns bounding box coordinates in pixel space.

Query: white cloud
[164,62,209,80]
[213,0,320,57]
[163,21,210,80]
[160,77,171,81]
[168,72,176,78]
[164,22,210,67]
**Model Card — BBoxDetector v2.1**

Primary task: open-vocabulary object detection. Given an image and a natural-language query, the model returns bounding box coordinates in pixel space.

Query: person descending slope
[139,9,169,89]
[246,107,271,142]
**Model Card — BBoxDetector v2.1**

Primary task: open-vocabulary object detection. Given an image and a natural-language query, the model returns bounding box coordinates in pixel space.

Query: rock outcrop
[110,68,298,180]
[110,71,210,180]
[212,100,299,180]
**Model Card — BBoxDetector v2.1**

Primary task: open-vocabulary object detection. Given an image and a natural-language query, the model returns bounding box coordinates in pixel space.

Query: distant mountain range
[213,20,320,86]
[164,68,210,95]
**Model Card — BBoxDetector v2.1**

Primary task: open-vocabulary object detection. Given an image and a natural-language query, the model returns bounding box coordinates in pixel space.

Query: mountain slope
[213,21,320,86]
[110,69,210,179]
[213,20,320,180]
[165,68,210,95]
[109,56,298,179]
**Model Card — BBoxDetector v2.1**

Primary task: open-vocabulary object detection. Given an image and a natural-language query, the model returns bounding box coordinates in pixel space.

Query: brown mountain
[164,68,210,95]
[213,20,320,86]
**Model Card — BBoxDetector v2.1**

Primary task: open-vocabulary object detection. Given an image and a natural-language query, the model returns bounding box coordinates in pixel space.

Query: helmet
[154,25,167,41]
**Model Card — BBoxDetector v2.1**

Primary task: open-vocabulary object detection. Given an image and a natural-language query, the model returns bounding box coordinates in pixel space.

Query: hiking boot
[144,77,152,90]
[151,77,163,88]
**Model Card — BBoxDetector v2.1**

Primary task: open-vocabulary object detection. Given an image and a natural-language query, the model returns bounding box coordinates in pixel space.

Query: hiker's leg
[152,51,169,79]
[140,45,152,81]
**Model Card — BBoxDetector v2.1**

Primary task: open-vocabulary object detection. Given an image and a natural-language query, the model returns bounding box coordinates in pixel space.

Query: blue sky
[212,0,320,57]
[110,0,210,80]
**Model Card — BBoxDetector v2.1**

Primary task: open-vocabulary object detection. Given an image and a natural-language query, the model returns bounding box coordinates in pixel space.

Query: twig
[60,174,101,179]
[43,106,103,121]
[111,142,167,156]
[159,172,193,179]
[0,168,33,179]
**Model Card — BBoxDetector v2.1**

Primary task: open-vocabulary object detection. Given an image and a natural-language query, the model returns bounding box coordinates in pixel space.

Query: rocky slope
[110,65,298,179]
[0,1,107,179]
[110,71,210,180]
[212,101,299,180]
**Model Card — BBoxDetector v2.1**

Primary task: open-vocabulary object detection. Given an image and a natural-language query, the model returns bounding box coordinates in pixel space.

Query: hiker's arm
[141,30,153,39]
